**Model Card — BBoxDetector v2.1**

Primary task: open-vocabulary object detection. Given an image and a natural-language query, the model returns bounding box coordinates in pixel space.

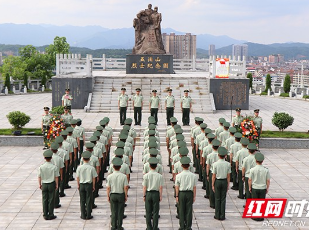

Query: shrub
[50,106,64,115]
[280,93,289,97]
[303,95,309,99]
[6,111,31,129]
[272,112,294,131]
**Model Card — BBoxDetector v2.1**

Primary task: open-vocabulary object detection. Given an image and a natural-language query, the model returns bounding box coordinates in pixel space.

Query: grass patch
[303,95,309,99]
[260,92,267,96]
[28,89,38,93]
[261,130,309,138]
[280,93,289,97]
[0,128,43,136]
[44,88,52,92]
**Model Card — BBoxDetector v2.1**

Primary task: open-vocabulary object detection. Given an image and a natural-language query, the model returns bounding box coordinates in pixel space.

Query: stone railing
[56,54,211,76]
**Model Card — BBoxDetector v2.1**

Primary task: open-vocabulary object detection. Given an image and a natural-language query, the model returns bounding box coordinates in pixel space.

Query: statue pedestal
[126,54,173,74]
[210,78,249,110]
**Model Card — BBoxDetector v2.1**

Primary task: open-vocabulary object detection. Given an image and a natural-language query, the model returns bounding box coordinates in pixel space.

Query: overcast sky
[1,0,308,44]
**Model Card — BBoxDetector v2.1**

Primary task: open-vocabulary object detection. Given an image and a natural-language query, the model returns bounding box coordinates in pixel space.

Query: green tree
[283,74,291,93]
[0,56,27,80]
[5,73,10,90]
[45,36,70,68]
[19,45,38,60]
[247,72,253,89]
[265,74,272,92]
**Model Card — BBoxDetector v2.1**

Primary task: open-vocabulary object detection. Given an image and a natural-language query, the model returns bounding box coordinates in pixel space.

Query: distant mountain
[0,23,245,50]
[211,42,309,59]
[1,23,309,60]
[196,34,246,50]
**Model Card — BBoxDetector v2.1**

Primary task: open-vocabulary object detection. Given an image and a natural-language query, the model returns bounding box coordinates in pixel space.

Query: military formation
[39,88,270,228]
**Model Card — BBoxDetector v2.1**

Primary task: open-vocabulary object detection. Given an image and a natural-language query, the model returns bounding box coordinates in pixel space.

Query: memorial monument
[126,4,173,74]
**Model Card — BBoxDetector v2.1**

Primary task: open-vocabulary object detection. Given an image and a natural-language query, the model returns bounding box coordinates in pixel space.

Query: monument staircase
[86,73,215,146]
[89,75,213,114]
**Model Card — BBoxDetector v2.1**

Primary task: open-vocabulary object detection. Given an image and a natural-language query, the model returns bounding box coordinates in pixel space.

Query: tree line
[0,36,70,85]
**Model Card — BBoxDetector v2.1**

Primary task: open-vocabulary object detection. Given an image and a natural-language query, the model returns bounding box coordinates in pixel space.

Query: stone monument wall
[52,76,93,109]
[210,78,249,110]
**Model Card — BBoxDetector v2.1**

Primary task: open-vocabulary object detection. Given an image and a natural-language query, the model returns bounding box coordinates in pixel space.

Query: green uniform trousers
[69,153,74,181]
[192,147,197,171]
[214,179,228,220]
[245,177,252,199]
[134,107,142,125]
[238,170,244,198]
[110,193,125,230]
[182,108,190,125]
[252,188,266,199]
[251,188,266,221]
[119,107,127,125]
[93,178,98,203]
[145,191,160,230]
[65,165,70,188]
[197,153,203,181]
[150,108,158,125]
[60,167,66,196]
[99,158,104,187]
[43,125,50,148]
[231,161,238,188]
[79,183,93,219]
[42,181,56,219]
[166,107,174,125]
[79,140,84,161]
[54,177,60,206]
[209,172,215,208]
[178,191,193,230]
[203,168,210,197]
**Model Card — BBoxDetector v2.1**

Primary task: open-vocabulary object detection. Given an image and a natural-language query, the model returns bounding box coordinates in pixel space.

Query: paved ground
[0,93,309,131]
[0,145,309,230]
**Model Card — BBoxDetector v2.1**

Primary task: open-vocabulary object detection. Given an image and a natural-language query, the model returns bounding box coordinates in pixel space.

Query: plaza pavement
[0,146,309,230]
[0,93,309,131]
